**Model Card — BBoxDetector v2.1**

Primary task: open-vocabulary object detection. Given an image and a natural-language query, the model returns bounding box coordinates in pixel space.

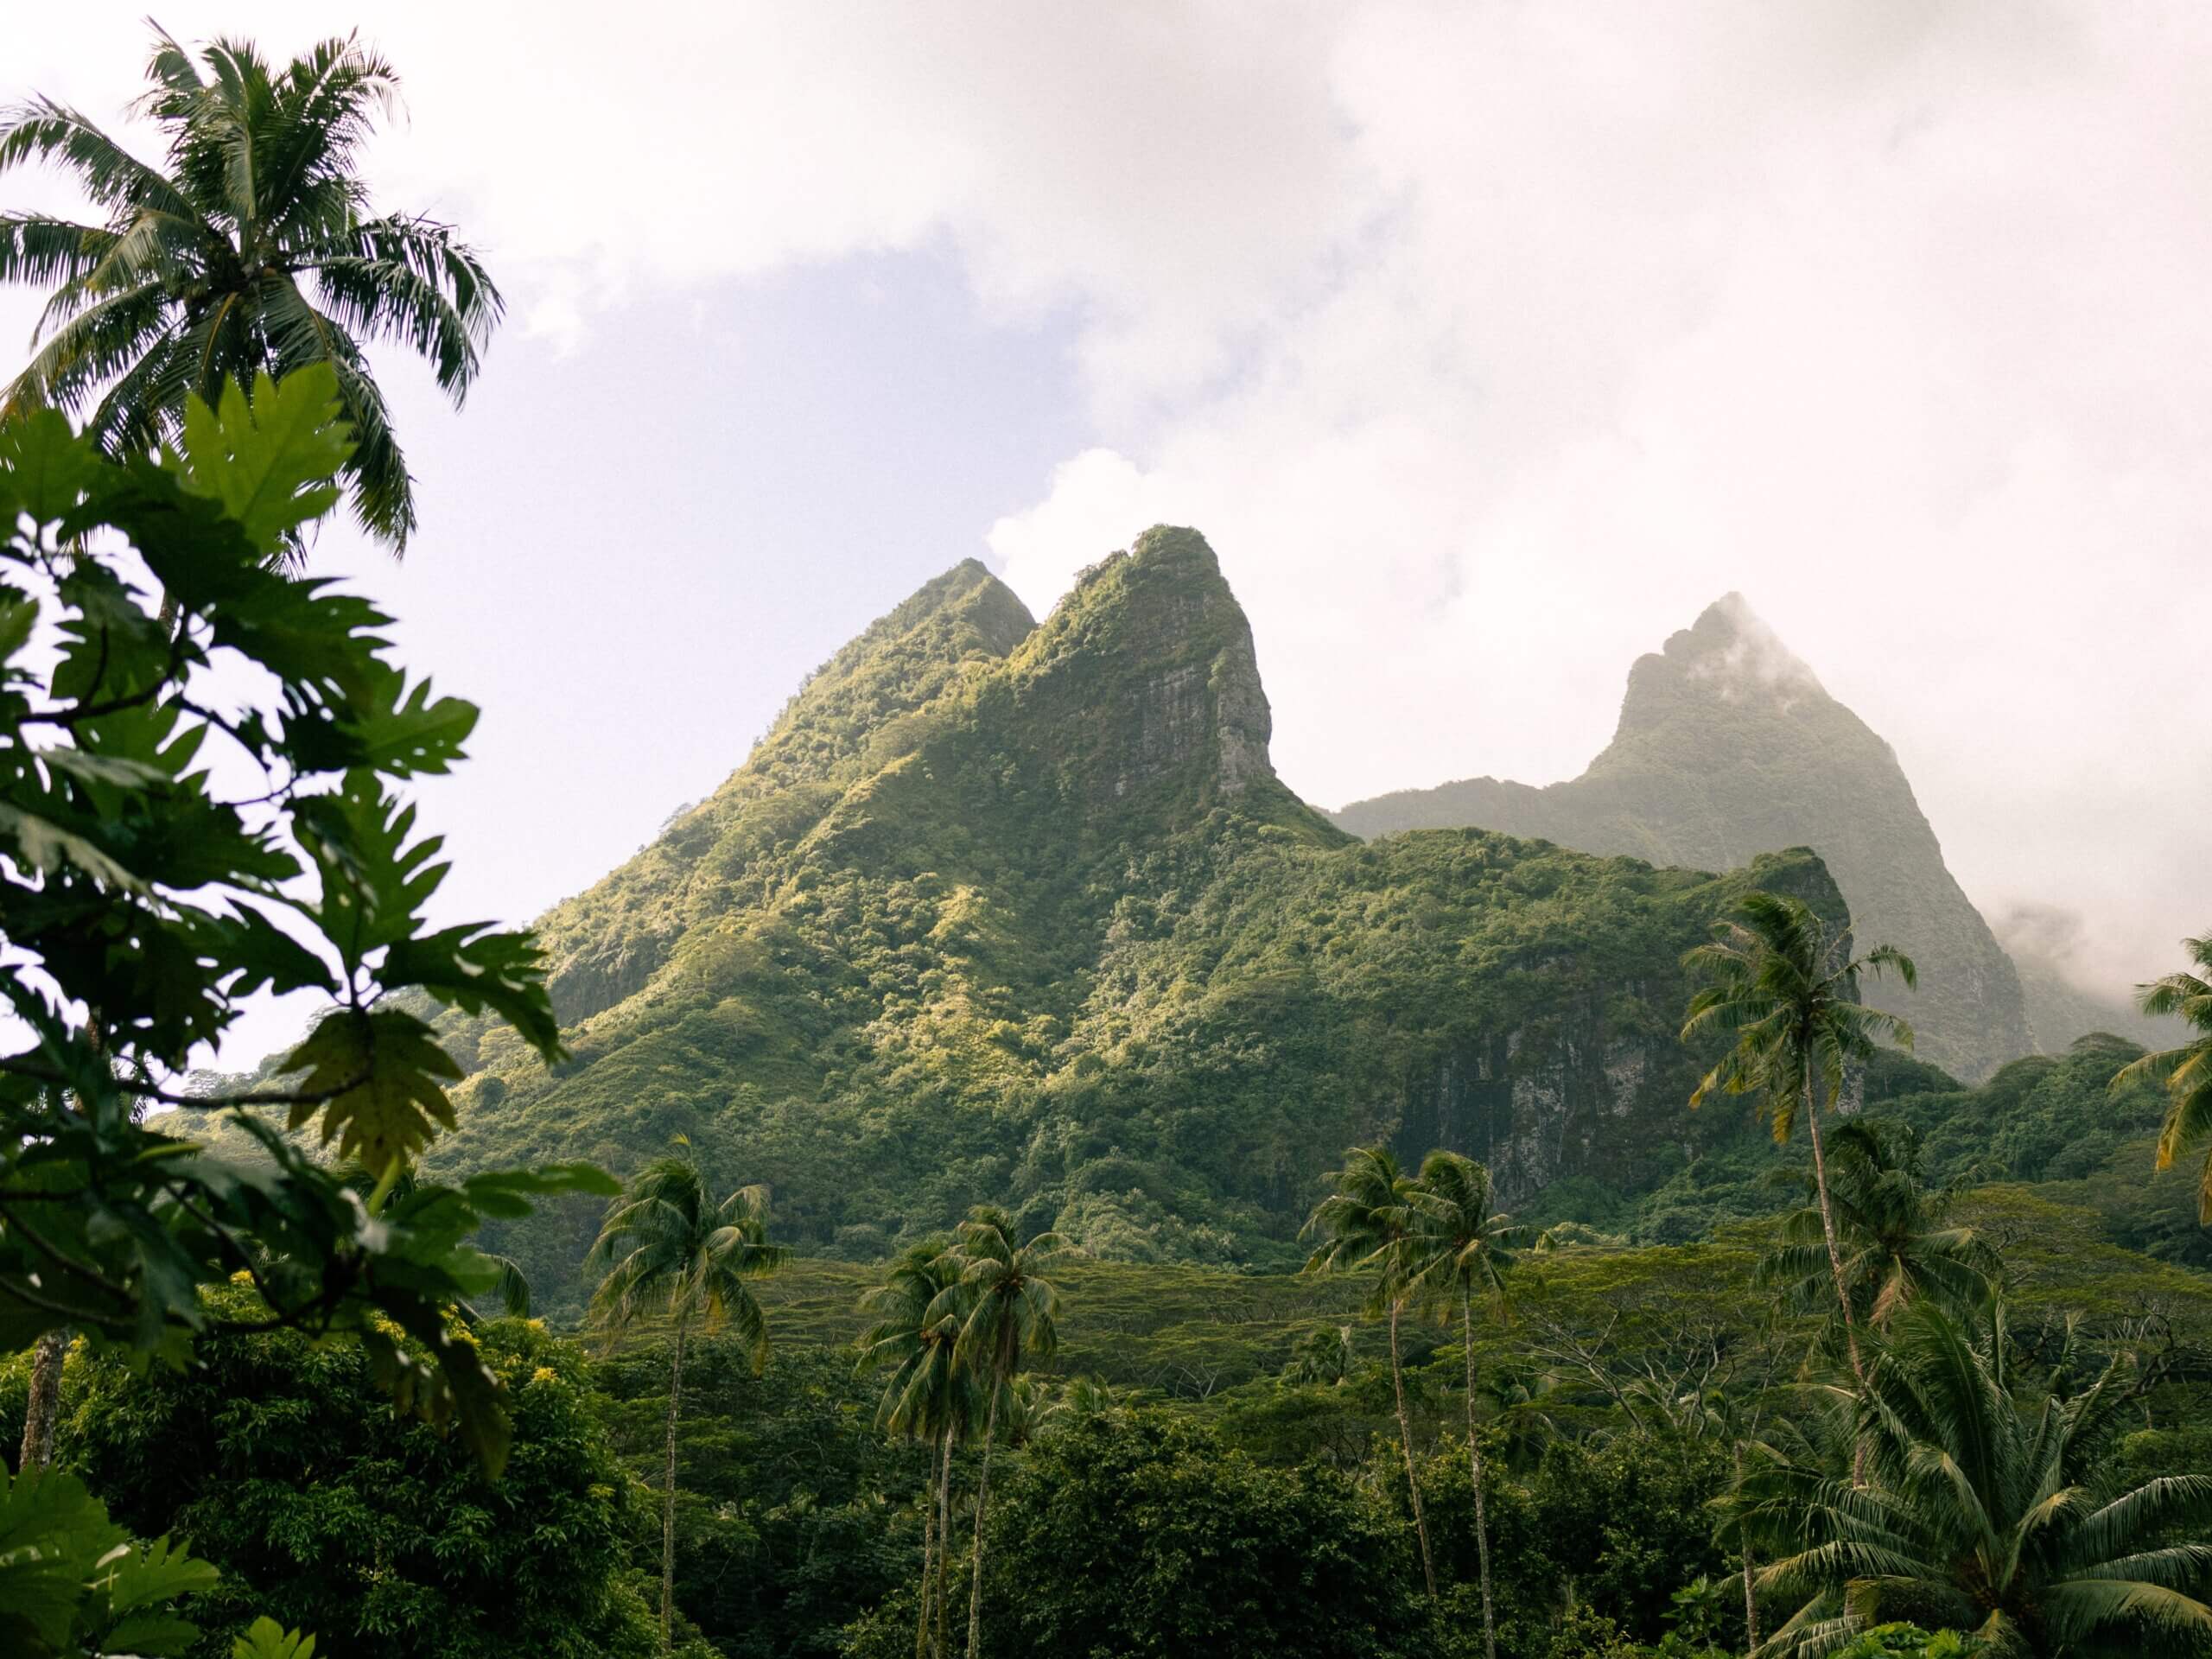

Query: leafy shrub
[63,1290,658,1659]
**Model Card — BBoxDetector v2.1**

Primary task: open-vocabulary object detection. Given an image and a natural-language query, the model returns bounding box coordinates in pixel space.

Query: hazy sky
[4,2,2208,1066]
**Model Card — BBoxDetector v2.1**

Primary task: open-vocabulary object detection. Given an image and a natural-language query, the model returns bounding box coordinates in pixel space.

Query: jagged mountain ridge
[530,557,1039,1028]
[429,530,1853,1302]
[1332,594,2033,1082]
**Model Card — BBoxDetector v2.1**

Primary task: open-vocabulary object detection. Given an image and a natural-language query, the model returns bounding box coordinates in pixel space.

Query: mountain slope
[423,532,1852,1306]
[521,556,1039,1032]
[1333,594,2033,1081]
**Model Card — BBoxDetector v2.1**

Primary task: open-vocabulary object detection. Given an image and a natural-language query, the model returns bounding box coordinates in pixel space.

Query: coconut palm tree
[1281,1323,1358,1389]
[587,1154,785,1653]
[857,1240,974,1659]
[950,1205,1065,1659]
[0,27,500,551]
[1023,1373,1124,1436]
[1760,1121,1999,1342]
[1682,889,1917,1396]
[1403,1149,1530,1659]
[1749,1301,2212,1656]
[2114,932,2212,1222]
[1303,1143,1438,1599]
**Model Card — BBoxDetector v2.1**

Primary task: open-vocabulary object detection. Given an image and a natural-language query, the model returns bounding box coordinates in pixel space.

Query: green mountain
[1332,594,2034,1082]
[426,531,1852,1302]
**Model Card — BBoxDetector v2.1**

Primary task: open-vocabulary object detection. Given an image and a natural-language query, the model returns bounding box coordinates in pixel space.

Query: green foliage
[0,27,501,548]
[61,1289,658,1659]
[1518,1438,1736,1648]
[1751,1301,2212,1656]
[0,371,601,1478]
[1829,1626,1978,1659]
[588,1154,785,1363]
[1758,1121,1999,1336]
[585,1151,785,1649]
[1681,887,1916,1138]
[558,1207,2211,1659]
[228,1619,314,1659]
[594,1339,931,1659]
[1611,1032,2207,1266]
[956,1412,1431,1659]
[1658,1574,1728,1656]
[1539,1608,1649,1659]
[0,1463,218,1657]
[2116,932,2212,1222]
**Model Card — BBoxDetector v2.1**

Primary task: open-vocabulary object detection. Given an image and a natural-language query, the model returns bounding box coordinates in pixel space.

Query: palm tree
[587,1154,785,1654]
[857,1240,974,1659]
[1281,1323,1358,1389]
[2114,932,2212,1222]
[1760,1121,1999,1341]
[950,1205,1065,1659]
[1403,1150,1530,1659]
[1303,1143,1439,1599]
[1682,889,1917,1397]
[1749,1301,2212,1656]
[0,27,500,551]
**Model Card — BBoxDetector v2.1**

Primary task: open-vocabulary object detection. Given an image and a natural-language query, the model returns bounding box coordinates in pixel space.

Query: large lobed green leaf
[0,368,584,1491]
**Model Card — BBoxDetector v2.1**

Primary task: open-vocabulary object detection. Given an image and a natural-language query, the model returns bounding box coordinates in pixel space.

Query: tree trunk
[1462,1292,1497,1659]
[17,1329,66,1471]
[22,1027,97,1473]
[966,1382,1001,1657]
[1802,1073,1868,1484]
[935,1427,954,1659]
[1389,1298,1438,1599]
[1732,1444,1758,1652]
[914,1447,938,1659]
[660,1309,690,1653]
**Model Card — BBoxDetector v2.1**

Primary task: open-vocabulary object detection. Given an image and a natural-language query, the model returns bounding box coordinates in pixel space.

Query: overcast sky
[4,2,2208,1066]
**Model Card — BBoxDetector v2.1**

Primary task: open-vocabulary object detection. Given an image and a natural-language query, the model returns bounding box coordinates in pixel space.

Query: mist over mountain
[1332,594,2037,1082]
[420,531,1854,1304]
[1994,902,2177,1052]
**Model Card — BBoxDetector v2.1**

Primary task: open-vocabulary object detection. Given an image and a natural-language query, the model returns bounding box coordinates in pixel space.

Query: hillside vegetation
[265,531,1885,1312]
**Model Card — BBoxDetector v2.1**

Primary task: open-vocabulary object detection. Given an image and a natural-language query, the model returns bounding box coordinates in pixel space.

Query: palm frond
[0,98,197,219]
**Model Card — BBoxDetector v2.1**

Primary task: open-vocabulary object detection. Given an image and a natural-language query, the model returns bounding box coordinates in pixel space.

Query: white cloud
[979,0,2212,991]
[4,0,2206,994]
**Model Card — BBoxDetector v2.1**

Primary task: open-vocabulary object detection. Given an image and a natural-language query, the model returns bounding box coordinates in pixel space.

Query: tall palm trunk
[1462,1292,1497,1659]
[1389,1297,1438,1599]
[935,1427,954,1659]
[1732,1443,1758,1651]
[965,1380,1001,1657]
[18,1328,67,1469]
[914,1451,938,1659]
[659,1306,691,1653]
[1801,1072,1868,1484]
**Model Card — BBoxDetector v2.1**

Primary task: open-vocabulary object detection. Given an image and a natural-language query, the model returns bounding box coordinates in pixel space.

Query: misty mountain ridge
[1332,591,2085,1082]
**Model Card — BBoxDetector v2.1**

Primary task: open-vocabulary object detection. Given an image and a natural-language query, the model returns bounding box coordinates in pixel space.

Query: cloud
[5,1,2204,995]
[976,1,2212,992]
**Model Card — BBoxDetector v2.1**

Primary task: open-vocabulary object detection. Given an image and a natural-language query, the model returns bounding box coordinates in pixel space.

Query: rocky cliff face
[990,527,1309,823]
[1334,594,2033,1082]
[435,538,1859,1297]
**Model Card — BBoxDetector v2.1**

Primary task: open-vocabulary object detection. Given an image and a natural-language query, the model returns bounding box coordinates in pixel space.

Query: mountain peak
[1006,525,1287,809]
[1649,592,1826,707]
[1333,593,2034,1079]
[755,559,1034,778]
